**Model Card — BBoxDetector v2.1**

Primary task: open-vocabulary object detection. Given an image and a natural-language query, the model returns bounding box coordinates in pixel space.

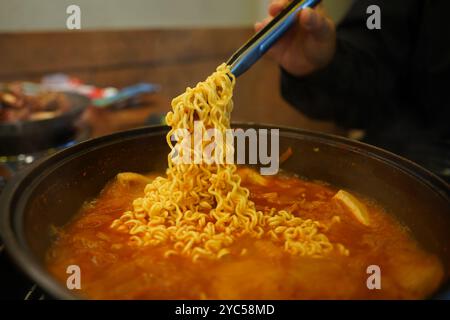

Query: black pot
[0,124,449,299]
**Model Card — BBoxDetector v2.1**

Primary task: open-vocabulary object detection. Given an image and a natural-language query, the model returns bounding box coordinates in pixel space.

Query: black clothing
[281,0,450,179]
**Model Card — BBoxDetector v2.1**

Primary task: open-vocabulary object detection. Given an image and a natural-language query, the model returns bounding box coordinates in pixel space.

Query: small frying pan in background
[0,92,90,156]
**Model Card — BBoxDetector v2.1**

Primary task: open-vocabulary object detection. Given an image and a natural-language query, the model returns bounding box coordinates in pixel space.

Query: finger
[269,0,286,17]
[299,8,334,40]
[299,8,318,31]
[269,0,289,8]
[315,16,335,40]
[254,22,263,32]
[254,16,272,32]
[265,24,297,61]
[271,1,320,18]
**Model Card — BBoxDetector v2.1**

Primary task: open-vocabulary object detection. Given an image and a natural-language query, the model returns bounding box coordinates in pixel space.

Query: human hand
[255,0,337,77]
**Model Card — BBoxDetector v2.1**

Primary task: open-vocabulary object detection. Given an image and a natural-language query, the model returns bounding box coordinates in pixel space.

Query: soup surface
[46,169,444,299]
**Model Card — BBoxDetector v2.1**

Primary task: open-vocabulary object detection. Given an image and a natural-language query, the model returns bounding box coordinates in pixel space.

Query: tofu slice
[116,172,152,186]
[237,168,269,186]
[333,190,370,226]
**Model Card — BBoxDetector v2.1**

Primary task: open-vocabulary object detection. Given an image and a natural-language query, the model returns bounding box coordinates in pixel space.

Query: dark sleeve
[281,0,422,129]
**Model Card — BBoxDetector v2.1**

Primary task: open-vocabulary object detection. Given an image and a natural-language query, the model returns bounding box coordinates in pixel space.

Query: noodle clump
[111,64,347,261]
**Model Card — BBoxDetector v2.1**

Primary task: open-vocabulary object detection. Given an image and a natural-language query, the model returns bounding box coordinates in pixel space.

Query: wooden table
[80,93,170,138]
[0,28,344,136]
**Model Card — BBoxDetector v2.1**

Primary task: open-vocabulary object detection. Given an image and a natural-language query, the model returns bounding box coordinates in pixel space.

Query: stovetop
[0,157,52,299]
[0,162,47,299]
[0,243,47,300]
[0,128,91,300]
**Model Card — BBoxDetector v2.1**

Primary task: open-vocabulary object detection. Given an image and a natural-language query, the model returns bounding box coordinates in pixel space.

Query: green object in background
[146,113,167,126]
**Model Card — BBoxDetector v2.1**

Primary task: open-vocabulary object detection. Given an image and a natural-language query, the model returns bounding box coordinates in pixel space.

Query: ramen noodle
[110,64,346,261]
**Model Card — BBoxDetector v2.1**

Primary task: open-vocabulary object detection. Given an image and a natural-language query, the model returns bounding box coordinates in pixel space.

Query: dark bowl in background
[0,92,90,156]
[0,124,449,299]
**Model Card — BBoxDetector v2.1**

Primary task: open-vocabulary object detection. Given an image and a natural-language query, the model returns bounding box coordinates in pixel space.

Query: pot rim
[1,123,449,300]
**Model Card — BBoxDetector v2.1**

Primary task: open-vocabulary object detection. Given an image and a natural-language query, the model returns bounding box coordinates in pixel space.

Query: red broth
[46,169,445,299]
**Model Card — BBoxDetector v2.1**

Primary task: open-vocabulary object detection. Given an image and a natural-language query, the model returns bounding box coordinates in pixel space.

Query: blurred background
[0,0,352,30]
[0,0,353,138]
